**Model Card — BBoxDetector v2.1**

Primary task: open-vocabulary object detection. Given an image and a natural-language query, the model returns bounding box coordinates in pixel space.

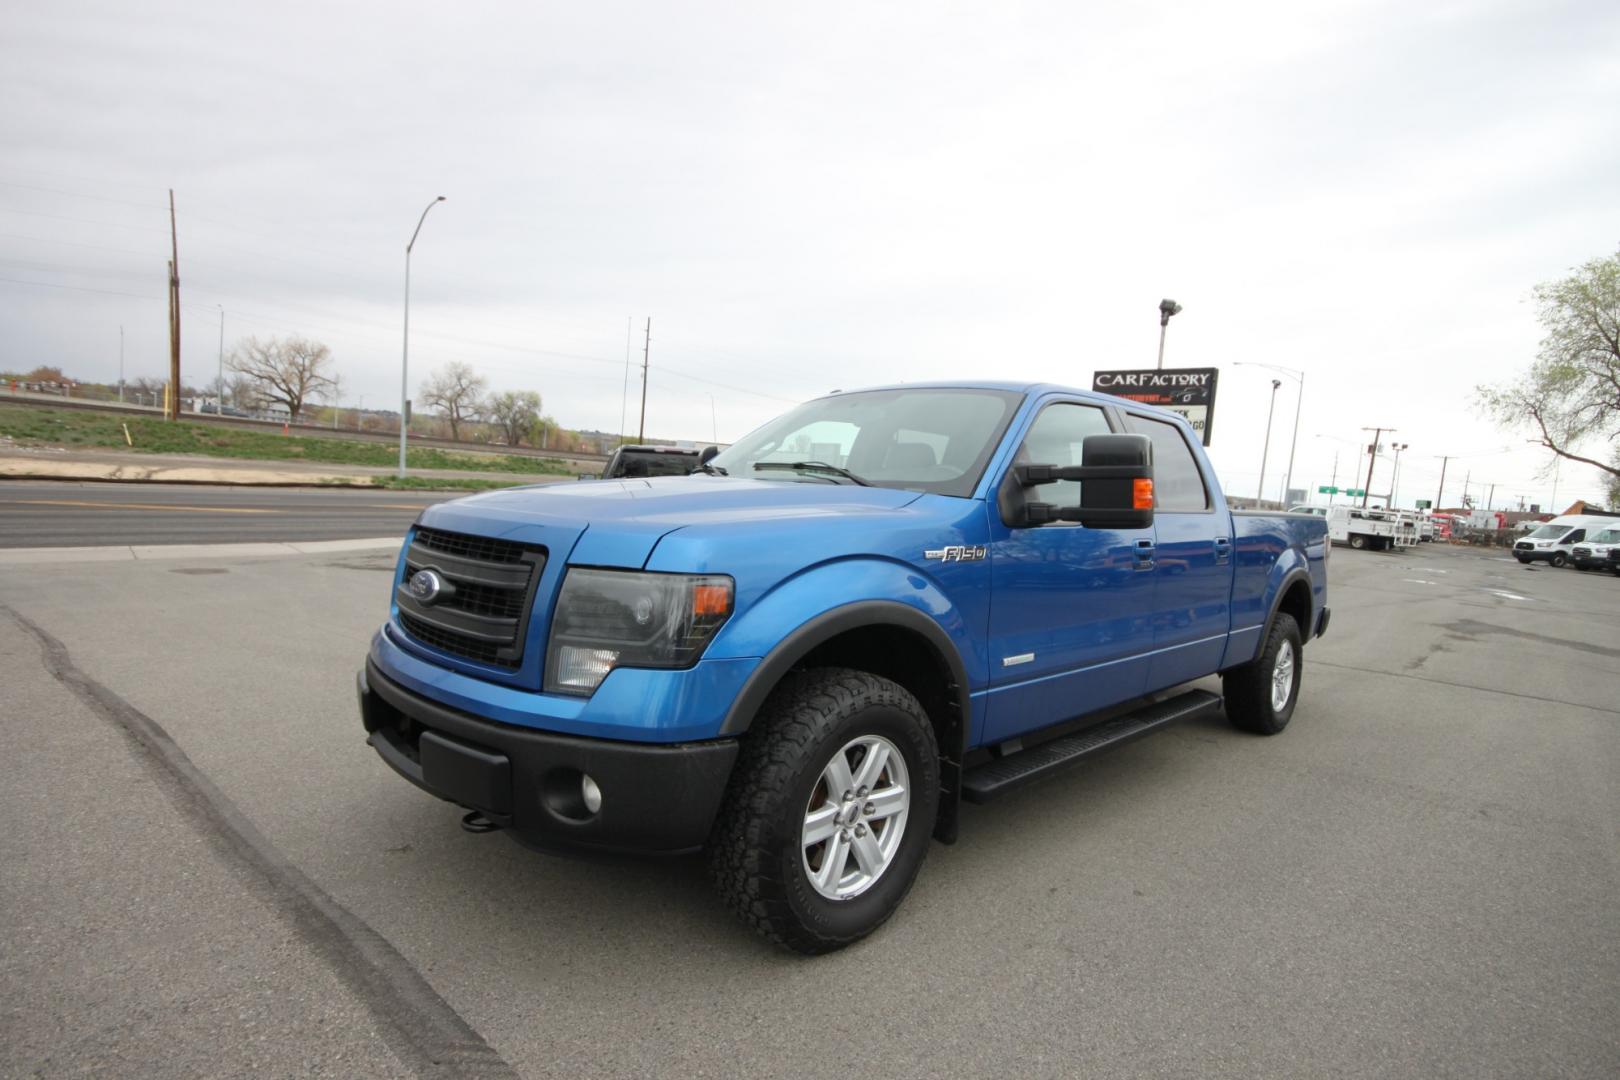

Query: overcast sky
[3,0,1618,510]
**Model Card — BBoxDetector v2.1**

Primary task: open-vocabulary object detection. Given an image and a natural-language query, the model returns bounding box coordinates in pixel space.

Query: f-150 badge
[924,545,987,562]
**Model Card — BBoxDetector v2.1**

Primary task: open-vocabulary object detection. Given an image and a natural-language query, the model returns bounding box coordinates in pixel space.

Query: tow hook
[461,811,502,834]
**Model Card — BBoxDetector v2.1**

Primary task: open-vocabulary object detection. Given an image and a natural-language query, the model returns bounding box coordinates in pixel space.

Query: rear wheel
[1223,614,1302,736]
[708,668,939,954]
[1349,534,1368,550]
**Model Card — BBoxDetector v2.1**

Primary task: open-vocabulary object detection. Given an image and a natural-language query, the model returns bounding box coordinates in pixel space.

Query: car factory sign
[1091,367,1220,445]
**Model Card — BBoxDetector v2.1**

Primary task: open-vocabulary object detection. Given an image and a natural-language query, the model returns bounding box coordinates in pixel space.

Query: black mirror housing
[1002,432,1155,530]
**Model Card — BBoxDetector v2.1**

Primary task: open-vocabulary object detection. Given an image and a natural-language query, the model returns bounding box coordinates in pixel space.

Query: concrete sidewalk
[0,444,578,487]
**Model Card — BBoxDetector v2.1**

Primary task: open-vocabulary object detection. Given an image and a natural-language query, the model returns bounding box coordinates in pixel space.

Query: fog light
[581,774,602,815]
[553,646,619,692]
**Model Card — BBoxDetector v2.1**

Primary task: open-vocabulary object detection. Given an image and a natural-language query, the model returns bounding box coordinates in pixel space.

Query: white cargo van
[1511,515,1620,567]
[1570,525,1620,571]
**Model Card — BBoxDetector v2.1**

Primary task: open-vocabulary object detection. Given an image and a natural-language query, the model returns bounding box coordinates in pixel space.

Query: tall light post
[118,325,125,402]
[1155,299,1182,370]
[1389,442,1409,507]
[1257,379,1282,505]
[400,196,447,479]
[1235,361,1305,506]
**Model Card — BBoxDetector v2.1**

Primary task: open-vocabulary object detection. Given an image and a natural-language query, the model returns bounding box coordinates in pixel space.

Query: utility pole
[1434,455,1452,510]
[637,317,651,442]
[216,305,225,412]
[118,325,125,402]
[1360,427,1392,509]
[1462,470,1471,508]
[620,316,633,446]
[1327,450,1339,505]
[167,188,180,420]
[1486,482,1497,512]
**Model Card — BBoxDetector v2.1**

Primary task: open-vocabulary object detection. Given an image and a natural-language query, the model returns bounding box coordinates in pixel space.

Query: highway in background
[0,480,460,547]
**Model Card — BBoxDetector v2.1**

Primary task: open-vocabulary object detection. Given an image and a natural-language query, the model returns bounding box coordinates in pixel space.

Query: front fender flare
[716,598,972,747]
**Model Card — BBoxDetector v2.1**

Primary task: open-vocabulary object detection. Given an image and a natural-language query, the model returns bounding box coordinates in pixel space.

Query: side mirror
[698,445,719,466]
[1002,433,1155,530]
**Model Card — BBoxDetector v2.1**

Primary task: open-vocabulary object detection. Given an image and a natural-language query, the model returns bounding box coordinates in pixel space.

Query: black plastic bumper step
[961,689,1222,803]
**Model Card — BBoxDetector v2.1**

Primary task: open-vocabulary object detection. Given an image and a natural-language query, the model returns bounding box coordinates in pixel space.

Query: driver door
[982,399,1156,745]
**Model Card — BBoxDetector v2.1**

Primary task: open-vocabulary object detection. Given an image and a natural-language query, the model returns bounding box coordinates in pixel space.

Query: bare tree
[419,361,488,441]
[227,335,336,421]
[486,389,543,445]
[1479,246,1620,491]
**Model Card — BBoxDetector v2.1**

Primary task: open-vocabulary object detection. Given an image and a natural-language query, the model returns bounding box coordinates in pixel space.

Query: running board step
[961,689,1222,803]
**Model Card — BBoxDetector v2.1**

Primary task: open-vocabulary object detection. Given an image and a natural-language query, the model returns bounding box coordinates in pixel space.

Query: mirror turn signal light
[1133,478,1155,510]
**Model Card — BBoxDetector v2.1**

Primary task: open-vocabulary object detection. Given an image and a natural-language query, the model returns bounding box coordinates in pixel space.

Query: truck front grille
[395,526,546,670]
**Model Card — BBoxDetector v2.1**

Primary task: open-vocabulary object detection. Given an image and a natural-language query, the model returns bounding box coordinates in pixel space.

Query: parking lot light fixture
[400,196,446,479]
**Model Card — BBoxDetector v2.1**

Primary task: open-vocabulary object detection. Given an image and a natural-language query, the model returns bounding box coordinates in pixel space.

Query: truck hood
[416,475,927,568]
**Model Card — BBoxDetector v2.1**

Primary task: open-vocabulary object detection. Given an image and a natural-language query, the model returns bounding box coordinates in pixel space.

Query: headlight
[544,569,734,695]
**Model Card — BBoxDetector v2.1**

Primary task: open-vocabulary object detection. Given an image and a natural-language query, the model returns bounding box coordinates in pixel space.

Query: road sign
[1415,499,1432,509]
[1090,367,1220,446]
[1345,488,1366,497]
[1318,485,1339,494]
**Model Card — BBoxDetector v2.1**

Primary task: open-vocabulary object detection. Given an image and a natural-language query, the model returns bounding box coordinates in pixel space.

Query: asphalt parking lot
[3,542,1617,1078]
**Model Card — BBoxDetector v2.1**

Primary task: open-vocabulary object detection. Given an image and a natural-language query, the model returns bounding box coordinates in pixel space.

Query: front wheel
[1223,614,1302,736]
[708,668,940,954]
[1549,552,1568,568]
[1349,534,1368,550]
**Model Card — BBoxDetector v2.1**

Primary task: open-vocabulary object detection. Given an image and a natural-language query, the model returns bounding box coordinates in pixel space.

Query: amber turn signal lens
[1133,478,1155,510]
[692,582,733,617]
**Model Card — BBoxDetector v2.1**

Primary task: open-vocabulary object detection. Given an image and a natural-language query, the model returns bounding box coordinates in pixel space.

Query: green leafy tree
[486,389,543,445]
[1479,247,1620,490]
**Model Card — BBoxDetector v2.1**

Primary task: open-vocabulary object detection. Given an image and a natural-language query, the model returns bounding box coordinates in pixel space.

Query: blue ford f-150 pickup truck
[358,382,1329,953]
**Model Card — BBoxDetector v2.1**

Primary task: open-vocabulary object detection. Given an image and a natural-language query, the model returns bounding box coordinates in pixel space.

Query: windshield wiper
[752,461,871,486]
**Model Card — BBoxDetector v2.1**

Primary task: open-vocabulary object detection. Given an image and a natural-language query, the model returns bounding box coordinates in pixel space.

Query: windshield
[1588,528,1620,545]
[1528,524,1570,540]
[710,388,1023,497]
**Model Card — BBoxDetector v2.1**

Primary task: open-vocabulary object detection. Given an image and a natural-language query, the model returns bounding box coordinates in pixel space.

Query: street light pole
[118,325,125,402]
[1155,299,1182,370]
[1390,442,1409,507]
[400,196,447,479]
[1257,379,1281,505]
[1234,362,1305,505]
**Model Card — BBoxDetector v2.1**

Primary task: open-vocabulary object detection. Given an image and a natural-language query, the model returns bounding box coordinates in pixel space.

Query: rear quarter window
[1123,414,1209,511]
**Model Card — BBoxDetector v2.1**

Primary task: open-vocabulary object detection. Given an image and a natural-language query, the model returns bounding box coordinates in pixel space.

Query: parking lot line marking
[0,498,282,515]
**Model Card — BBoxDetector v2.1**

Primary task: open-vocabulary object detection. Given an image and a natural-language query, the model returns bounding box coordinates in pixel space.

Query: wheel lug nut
[840,828,851,841]
[864,803,875,816]
[854,824,867,837]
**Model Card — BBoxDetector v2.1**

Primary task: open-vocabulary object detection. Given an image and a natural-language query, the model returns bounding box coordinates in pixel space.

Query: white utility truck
[1328,506,1420,551]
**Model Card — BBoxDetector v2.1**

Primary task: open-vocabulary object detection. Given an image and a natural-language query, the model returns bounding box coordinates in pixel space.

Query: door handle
[1134,537,1155,571]
[1214,537,1232,564]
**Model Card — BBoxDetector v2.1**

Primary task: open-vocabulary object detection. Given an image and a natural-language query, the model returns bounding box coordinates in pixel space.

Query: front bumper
[359,660,739,856]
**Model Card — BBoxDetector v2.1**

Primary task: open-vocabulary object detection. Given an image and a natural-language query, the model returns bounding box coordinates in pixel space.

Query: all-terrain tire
[707,668,940,955]
[1222,614,1303,736]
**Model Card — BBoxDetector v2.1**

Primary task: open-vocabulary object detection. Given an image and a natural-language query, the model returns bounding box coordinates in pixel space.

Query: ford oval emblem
[408,568,444,604]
